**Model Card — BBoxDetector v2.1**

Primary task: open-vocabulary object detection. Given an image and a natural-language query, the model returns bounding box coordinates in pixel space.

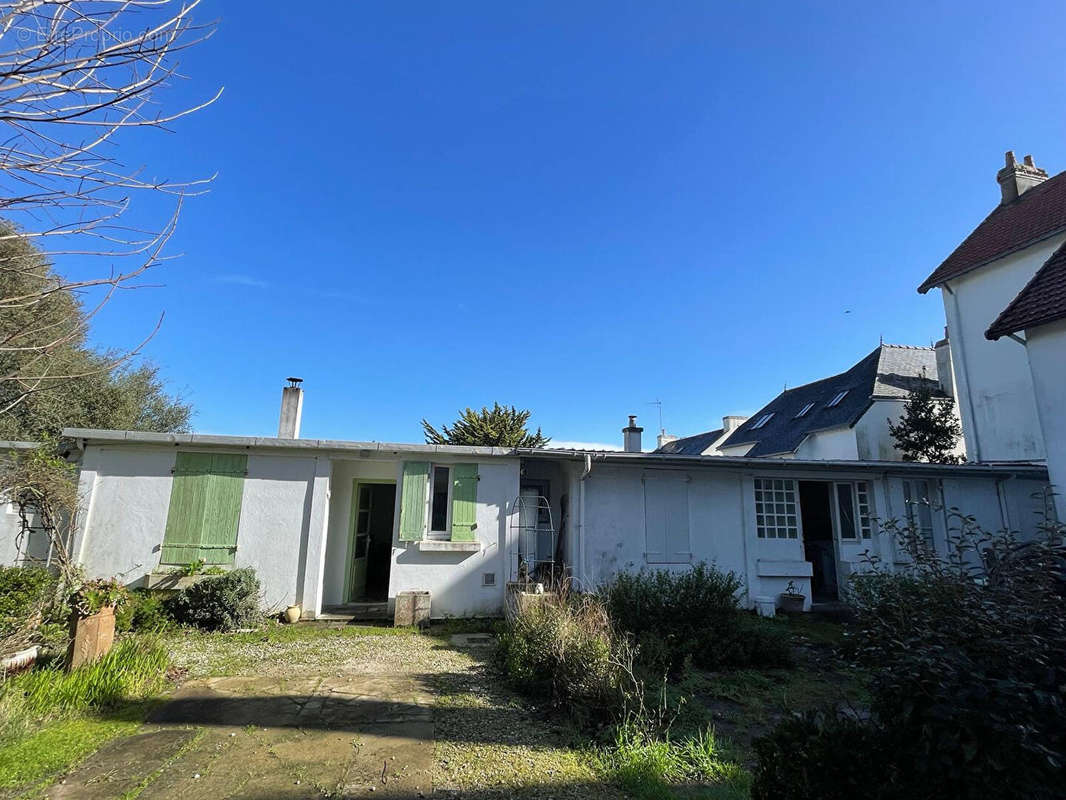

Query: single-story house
[51,396,1052,618]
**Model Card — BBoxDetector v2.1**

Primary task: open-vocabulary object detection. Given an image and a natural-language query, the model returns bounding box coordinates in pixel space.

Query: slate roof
[655,428,725,456]
[718,345,942,457]
[918,170,1066,293]
[986,241,1066,339]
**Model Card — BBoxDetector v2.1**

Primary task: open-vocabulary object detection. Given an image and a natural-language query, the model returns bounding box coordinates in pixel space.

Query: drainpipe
[578,454,591,591]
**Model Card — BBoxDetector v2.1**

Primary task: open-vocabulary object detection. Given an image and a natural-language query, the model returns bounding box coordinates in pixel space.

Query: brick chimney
[278,377,303,439]
[997,151,1048,204]
[622,415,643,453]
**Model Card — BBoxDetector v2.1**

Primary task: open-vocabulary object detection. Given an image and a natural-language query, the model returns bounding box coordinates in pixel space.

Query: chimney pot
[997,149,1048,204]
[278,379,304,439]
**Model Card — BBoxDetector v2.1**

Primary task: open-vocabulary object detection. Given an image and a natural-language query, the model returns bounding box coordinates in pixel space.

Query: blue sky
[82,0,1066,448]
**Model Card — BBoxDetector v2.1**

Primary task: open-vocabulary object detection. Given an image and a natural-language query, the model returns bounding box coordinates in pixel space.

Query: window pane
[430,466,450,531]
[836,484,857,539]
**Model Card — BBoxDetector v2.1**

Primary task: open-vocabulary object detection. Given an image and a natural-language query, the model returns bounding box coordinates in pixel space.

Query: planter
[1,645,40,677]
[68,606,116,669]
[394,590,431,627]
[283,604,302,624]
[779,593,806,614]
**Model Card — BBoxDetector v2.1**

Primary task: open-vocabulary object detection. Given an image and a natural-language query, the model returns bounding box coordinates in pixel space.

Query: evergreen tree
[888,384,963,464]
[422,403,550,448]
[0,223,191,440]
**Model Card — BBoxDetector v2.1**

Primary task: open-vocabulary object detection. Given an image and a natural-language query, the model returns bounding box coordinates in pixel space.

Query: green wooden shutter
[450,463,478,542]
[399,462,429,541]
[200,454,247,565]
[161,452,246,565]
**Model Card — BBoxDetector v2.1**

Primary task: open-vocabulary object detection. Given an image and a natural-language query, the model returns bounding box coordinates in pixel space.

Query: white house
[40,381,1051,619]
[658,343,963,462]
[920,150,1066,518]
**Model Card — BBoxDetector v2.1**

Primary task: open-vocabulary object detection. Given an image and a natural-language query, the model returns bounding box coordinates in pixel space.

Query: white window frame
[752,412,775,430]
[754,478,799,539]
[856,481,874,538]
[427,464,452,539]
[827,390,848,407]
[794,402,814,418]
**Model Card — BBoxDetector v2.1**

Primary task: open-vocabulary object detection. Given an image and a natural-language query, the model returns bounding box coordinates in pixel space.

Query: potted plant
[68,577,127,668]
[779,580,806,613]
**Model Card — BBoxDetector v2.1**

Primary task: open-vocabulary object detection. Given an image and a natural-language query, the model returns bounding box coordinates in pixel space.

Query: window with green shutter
[399,461,429,541]
[161,452,247,565]
[451,464,478,541]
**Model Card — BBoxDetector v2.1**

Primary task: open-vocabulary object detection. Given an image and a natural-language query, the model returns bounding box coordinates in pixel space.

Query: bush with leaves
[164,568,262,632]
[115,590,174,633]
[0,566,62,650]
[496,592,634,724]
[603,563,792,674]
[752,512,1066,800]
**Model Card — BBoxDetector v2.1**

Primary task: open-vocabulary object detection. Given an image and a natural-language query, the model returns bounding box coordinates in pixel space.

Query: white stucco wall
[939,235,1063,462]
[1,497,22,565]
[72,445,319,612]
[794,426,859,460]
[1024,318,1066,521]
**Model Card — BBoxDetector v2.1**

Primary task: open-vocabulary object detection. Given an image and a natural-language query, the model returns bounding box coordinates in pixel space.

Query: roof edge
[918,224,1066,294]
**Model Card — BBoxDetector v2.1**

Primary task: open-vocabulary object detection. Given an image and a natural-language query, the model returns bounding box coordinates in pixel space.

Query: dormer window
[827,391,848,407]
[751,413,774,429]
[794,402,814,418]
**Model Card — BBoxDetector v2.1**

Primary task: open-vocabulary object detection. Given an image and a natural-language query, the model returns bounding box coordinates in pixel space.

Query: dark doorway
[349,483,395,602]
[798,481,838,601]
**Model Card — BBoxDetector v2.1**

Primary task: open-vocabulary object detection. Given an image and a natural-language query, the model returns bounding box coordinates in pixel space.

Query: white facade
[16,430,1050,620]
[564,456,1049,610]
[1021,318,1066,519]
[938,234,1064,461]
[66,433,520,619]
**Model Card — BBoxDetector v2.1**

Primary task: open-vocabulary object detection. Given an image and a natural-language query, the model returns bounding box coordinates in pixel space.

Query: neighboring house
[918,151,1065,464]
[0,441,54,568]
[655,417,745,456]
[919,150,1066,518]
[39,384,1050,619]
[986,239,1066,520]
[661,344,962,461]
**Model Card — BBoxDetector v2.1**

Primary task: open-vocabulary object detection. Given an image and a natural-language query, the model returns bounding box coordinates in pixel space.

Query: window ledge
[416,540,481,553]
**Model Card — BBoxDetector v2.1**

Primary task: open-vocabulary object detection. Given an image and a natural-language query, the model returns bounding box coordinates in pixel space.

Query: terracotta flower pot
[283,604,302,624]
[68,605,116,669]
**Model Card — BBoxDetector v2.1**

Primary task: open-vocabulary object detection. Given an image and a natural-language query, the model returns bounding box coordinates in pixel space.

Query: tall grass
[0,636,170,743]
[599,718,751,800]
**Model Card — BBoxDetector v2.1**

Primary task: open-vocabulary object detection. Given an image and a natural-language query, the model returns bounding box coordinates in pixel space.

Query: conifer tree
[888,385,963,463]
[422,403,550,448]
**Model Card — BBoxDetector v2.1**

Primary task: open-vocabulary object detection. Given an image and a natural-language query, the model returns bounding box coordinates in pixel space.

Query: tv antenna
[647,398,664,432]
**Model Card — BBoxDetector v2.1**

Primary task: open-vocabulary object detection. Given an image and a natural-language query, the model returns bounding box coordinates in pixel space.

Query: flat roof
[63,428,1050,480]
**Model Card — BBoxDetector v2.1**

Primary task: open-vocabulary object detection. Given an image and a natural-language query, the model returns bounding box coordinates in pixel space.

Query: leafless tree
[0,0,220,420]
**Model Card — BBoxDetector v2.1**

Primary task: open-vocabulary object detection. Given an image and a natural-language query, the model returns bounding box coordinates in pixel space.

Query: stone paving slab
[48,672,434,799]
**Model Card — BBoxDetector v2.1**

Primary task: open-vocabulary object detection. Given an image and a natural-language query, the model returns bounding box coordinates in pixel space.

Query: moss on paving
[0,705,146,798]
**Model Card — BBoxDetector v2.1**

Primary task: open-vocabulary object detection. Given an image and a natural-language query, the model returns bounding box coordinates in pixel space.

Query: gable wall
[940,234,1064,461]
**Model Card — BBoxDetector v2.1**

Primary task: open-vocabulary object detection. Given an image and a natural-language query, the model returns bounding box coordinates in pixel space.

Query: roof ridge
[879,343,934,351]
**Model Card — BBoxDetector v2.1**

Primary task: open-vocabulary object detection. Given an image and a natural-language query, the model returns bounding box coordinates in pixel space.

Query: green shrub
[604,564,792,673]
[114,590,174,633]
[496,593,632,723]
[164,568,262,631]
[754,518,1066,800]
[751,711,892,800]
[0,566,63,646]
